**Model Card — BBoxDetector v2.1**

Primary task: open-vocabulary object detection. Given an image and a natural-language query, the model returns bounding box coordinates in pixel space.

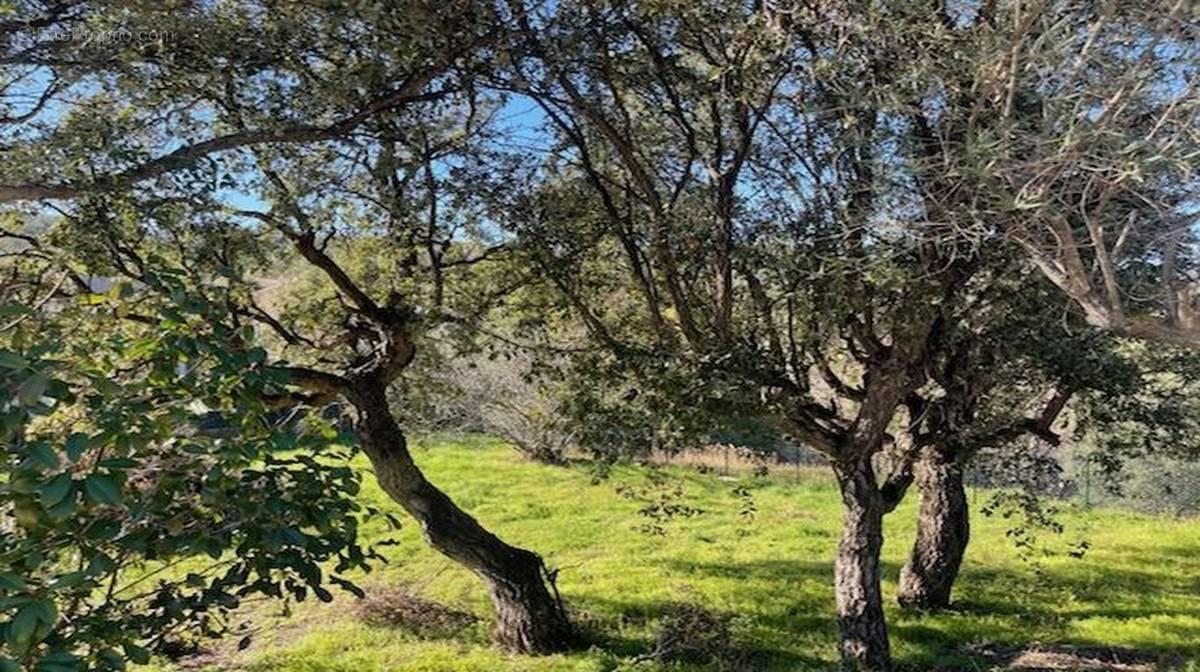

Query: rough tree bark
[351,381,575,654]
[833,456,891,671]
[897,445,969,610]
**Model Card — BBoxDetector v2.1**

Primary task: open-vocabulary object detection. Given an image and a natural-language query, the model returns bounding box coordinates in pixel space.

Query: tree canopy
[1,1,1197,670]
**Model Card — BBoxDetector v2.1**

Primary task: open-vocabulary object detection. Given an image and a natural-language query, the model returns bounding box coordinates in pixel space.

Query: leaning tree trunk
[833,456,891,671]
[898,445,969,611]
[351,383,575,654]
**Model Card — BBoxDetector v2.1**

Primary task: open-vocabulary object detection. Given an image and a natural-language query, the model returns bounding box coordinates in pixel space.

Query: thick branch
[0,65,453,204]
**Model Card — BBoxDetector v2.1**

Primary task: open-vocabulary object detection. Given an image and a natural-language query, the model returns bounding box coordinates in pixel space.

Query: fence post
[971,463,978,507]
[1084,457,1092,508]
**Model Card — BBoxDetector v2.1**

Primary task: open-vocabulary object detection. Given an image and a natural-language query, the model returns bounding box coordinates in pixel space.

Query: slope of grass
[159,436,1200,671]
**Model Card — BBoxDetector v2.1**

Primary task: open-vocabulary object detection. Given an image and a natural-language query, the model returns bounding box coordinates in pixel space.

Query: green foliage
[1,1,1198,668]
[0,273,387,671]
[554,347,787,461]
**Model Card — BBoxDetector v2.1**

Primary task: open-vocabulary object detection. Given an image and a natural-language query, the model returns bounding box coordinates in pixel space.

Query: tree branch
[0,64,455,204]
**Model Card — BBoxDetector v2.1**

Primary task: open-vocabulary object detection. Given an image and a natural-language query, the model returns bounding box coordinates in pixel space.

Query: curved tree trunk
[351,382,575,654]
[833,457,891,671]
[898,445,969,610]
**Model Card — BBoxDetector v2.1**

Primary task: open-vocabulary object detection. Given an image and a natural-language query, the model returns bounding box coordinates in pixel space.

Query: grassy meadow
[152,436,1200,671]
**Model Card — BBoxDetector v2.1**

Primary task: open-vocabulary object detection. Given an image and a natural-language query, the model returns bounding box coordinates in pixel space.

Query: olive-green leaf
[84,474,122,506]
[122,644,150,665]
[64,433,89,462]
[8,603,40,647]
[32,599,57,625]
[40,473,74,508]
[28,442,59,470]
[97,648,126,671]
[46,495,75,521]
[0,351,28,370]
[86,553,116,577]
[0,572,26,592]
[34,651,79,672]
[17,371,49,405]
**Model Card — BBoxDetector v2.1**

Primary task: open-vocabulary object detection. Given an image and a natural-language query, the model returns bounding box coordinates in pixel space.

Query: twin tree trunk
[833,457,891,671]
[351,384,575,654]
[898,445,970,610]
[832,446,972,669]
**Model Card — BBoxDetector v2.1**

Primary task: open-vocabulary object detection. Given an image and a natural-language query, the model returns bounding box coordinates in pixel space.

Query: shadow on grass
[568,555,1200,670]
[662,557,838,580]
[954,564,1200,620]
[896,561,1200,669]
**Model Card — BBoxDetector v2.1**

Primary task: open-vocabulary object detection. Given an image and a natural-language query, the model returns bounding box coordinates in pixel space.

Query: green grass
[156,436,1200,671]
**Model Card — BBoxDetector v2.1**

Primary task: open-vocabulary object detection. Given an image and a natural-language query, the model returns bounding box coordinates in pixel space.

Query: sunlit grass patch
[148,435,1200,671]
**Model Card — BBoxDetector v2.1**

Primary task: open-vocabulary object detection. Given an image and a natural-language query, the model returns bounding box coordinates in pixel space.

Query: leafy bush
[0,274,387,671]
